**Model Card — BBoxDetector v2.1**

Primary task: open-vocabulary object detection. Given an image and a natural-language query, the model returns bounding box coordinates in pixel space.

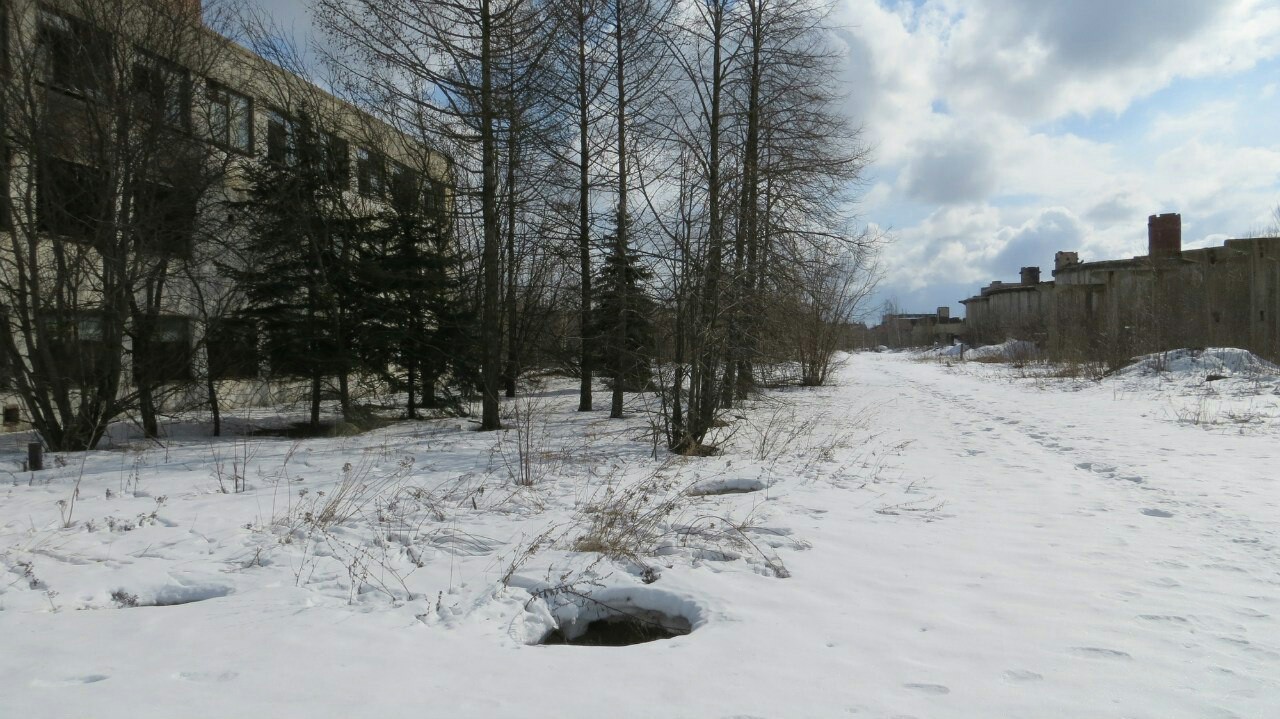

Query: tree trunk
[479,0,503,430]
[577,5,594,412]
[611,8,628,420]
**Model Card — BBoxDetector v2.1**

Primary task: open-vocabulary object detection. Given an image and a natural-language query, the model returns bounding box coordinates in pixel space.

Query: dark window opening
[206,82,253,154]
[133,180,197,258]
[132,51,190,130]
[206,318,258,380]
[266,323,325,377]
[0,144,10,230]
[389,162,419,214]
[356,147,384,198]
[38,157,109,240]
[1211,310,1221,324]
[41,312,109,383]
[266,109,296,165]
[1,1,9,77]
[321,131,349,189]
[38,8,112,98]
[133,315,191,384]
[424,179,447,227]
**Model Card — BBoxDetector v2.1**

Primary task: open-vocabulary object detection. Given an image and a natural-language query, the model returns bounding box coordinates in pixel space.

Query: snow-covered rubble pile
[966,339,1038,361]
[918,343,967,358]
[917,339,1037,361]
[1116,348,1280,380]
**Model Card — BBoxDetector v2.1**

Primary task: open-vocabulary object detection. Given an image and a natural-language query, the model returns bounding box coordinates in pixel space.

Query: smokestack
[1019,266,1041,285]
[1148,213,1181,258]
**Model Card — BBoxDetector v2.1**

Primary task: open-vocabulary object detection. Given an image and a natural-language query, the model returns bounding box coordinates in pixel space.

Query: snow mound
[1116,348,1280,379]
[966,339,1038,361]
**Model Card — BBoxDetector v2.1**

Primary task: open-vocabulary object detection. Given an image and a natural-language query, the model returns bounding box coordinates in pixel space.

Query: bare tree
[0,0,239,449]
[317,0,547,430]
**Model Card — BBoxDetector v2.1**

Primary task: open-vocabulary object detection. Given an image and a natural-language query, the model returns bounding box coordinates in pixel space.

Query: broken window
[320,131,349,189]
[41,311,109,383]
[132,51,190,130]
[0,143,10,230]
[133,315,192,384]
[132,179,197,258]
[38,157,109,240]
[266,109,298,165]
[389,161,419,214]
[206,318,259,380]
[423,179,447,227]
[38,7,112,98]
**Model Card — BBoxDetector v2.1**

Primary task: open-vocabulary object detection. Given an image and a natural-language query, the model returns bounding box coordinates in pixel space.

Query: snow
[1117,347,1280,380]
[2,352,1278,717]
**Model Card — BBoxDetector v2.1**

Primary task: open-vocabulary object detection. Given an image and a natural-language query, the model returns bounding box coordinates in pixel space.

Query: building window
[132,51,190,130]
[424,179,447,226]
[389,162,419,213]
[206,318,259,379]
[321,131,349,189]
[0,144,10,230]
[41,312,108,382]
[133,180,197,258]
[134,315,192,384]
[207,82,253,153]
[356,147,384,198]
[1,0,10,77]
[38,157,108,240]
[38,8,112,98]
[266,109,297,165]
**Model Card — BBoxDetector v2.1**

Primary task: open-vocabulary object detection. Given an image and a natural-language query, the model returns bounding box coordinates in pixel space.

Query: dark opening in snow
[540,609,692,646]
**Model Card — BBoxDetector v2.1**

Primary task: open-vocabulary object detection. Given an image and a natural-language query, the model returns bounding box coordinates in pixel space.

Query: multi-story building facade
[0,0,451,445]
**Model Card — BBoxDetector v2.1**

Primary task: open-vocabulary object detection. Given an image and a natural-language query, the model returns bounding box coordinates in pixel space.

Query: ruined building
[959,213,1280,362]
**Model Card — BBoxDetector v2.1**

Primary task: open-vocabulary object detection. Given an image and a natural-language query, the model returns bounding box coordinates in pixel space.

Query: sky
[249,0,1280,318]
[832,0,1280,317]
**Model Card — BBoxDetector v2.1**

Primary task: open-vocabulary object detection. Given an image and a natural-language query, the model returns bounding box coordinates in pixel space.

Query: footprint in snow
[1141,508,1174,518]
[31,675,109,687]
[1138,614,1189,624]
[174,671,239,682]
[903,683,950,695]
[1001,669,1043,683]
[1070,647,1132,660]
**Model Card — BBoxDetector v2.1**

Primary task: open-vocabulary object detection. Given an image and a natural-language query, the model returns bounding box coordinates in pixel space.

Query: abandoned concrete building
[864,308,963,348]
[960,213,1280,362]
[0,0,451,434]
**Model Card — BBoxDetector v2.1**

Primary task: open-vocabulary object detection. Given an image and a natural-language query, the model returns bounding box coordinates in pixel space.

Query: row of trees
[0,0,877,453]
[0,0,475,450]
[319,0,879,451]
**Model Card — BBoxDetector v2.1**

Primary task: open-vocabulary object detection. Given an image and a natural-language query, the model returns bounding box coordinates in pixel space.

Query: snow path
[1,352,1277,718]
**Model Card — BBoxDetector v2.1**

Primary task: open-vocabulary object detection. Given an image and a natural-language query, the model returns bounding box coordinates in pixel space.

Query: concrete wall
[958,217,1280,362]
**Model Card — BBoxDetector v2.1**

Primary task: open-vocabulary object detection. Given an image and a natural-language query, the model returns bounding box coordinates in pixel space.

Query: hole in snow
[687,478,767,496]
[541,608,691,646]
[534,588,699,647]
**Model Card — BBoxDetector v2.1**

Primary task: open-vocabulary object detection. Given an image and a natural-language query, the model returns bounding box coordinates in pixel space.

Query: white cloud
[834,0,1280,314]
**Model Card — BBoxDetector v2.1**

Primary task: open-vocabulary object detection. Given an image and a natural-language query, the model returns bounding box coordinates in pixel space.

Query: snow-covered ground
[2,352,1277,718]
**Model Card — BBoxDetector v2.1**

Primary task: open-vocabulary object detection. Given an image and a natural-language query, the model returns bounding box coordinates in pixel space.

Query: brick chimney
[1019,266,1041,285]
[1148,213,1181,258]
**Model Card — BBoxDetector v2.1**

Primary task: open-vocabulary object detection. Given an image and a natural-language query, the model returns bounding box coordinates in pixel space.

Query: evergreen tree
[356,185,476,417]
[587,246,656,392]
[228,115,365,430]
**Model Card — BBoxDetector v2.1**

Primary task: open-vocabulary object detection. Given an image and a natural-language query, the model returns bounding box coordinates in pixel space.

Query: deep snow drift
[1,352,1277,718]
